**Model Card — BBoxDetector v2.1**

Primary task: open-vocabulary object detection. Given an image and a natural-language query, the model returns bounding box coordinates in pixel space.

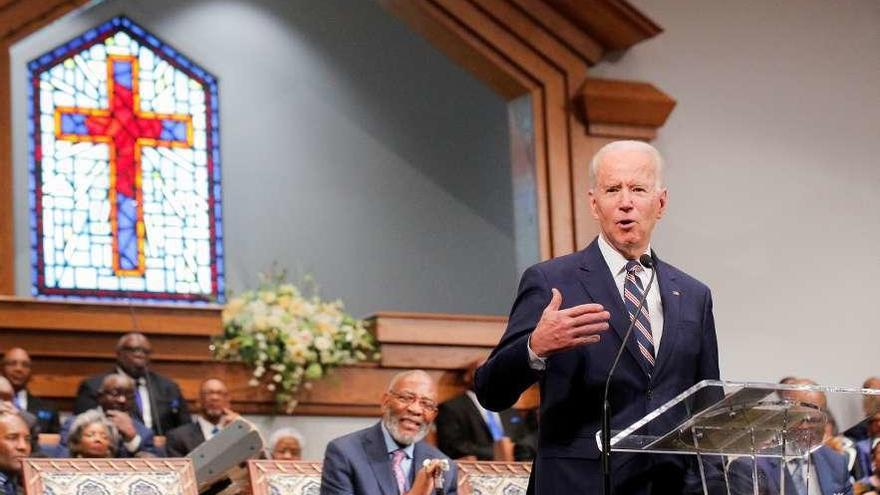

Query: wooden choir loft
[0,0,675,416]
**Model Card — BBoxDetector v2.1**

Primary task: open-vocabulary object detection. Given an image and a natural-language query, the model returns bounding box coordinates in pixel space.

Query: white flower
[273,374,283,383]
[314,336,332,351]
[253,366,265,378]
[248,378,259,387]
[267,383,276,392]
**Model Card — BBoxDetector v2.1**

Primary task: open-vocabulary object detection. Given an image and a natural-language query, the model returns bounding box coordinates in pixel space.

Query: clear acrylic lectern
[607,380,880,494]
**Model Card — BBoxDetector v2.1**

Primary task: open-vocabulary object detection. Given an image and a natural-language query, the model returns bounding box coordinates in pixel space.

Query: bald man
[321,370,457,495]
[164,378,239,457]
[73,333,190,435]
[2,347,60,434]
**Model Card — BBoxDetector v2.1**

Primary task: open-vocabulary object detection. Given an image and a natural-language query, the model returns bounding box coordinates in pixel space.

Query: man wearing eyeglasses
[321,370,457,495]
[57,373,158,457]
[72,333,191,435]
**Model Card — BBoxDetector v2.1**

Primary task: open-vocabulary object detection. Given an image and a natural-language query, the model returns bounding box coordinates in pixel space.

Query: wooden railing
[0,297,530,416]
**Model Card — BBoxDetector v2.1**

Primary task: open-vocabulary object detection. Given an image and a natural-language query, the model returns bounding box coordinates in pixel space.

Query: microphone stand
[602,254,656,495]
[128,301,163,436]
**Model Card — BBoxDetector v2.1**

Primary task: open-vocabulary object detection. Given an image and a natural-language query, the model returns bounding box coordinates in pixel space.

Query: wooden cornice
[543,0,663,52]
[579,77,676,140]
[0,0,90,45]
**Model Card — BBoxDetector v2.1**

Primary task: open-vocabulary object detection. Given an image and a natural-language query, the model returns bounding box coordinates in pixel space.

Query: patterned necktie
[391,449,407,494]
[624,260,655,373]
[484,411,504,441]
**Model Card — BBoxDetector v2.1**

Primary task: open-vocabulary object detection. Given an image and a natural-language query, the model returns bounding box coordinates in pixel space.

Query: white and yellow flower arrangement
[212,273,378,412]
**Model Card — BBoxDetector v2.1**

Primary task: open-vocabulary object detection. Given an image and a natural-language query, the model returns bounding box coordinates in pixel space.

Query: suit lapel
[651,257,681,381]
[577,240,652,379]
[364,423,397,495]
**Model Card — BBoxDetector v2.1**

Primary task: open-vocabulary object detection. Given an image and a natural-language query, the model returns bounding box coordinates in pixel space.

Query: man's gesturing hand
[529,288,610,358]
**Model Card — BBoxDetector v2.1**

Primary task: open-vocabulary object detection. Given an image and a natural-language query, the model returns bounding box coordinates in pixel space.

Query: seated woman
[67,410,118,458]
[268,427,304,460]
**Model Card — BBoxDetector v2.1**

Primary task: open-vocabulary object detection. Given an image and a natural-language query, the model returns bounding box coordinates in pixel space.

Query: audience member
[436,359,534,461]
[73,332,190,435]
[854,442,880,495]
[60,374,157,457]
[855,413,880,480]
[165,378,239,457]
[321,370,457,495]
[729,377,852,495]
[0,410,30,495]
[846,377,880,442]
[1,348,60,434]
[0,377,42,455]
[67,409,118,458]
[269,427,304,460]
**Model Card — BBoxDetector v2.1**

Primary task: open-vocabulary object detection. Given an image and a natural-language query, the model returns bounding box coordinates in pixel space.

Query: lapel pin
[672,291,680,296]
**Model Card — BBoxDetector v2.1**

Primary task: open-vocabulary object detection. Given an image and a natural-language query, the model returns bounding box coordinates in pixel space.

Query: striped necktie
[624,260,655,373]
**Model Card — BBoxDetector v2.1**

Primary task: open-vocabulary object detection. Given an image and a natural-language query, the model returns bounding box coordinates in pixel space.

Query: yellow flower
[259,290,277,304]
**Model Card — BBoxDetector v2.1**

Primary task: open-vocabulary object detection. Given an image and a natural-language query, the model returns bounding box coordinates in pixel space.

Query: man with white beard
[321,370,457,495]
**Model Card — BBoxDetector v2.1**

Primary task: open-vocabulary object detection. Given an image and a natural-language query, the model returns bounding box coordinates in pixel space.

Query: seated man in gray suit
[321,370,457,495]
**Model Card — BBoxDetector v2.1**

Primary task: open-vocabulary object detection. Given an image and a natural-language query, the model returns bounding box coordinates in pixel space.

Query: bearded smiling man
[321,370,457,495]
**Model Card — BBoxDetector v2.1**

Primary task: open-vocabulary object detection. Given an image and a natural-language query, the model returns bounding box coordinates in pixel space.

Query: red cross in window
[54,54,193,276]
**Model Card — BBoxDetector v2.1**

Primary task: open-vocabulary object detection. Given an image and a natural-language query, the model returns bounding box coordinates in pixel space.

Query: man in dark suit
[436,359,536,461]
[321,370,457,495]
[475,140,720,494]
[2,347,60,434]
[0,410,31,495]
[73,332,190,435]
[58,373,158,458]
[729,447,852,495]
[165,378,239,457]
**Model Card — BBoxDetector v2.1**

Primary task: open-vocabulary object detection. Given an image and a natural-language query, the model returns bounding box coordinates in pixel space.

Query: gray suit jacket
[320,422,457,495]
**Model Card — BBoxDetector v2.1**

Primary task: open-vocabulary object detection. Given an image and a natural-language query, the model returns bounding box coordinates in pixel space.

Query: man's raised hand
[529,288,610,358]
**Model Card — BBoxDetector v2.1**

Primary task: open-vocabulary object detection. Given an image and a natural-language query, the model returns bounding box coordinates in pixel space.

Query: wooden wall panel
[0,302,515,416]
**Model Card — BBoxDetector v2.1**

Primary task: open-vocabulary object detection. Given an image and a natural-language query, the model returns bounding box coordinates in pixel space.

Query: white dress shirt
[197,416,221,442]
[528,234,664,369]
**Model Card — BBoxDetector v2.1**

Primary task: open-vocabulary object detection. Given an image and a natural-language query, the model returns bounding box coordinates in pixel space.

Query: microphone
[602,253,657,495]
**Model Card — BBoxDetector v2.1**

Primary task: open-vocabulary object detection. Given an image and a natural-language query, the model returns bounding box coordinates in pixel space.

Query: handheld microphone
[602,253,656,495]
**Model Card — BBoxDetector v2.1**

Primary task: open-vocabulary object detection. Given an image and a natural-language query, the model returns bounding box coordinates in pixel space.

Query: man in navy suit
[58,374,158,457]
[74,333,190,435]
[321,370,457,495]
[475,140,720,494]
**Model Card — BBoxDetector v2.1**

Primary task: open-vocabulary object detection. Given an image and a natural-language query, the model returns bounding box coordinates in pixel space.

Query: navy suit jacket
[55,409,159,458]
[474,238,720,494]
[73,369,190,435]
[729,446,853,495]
[320,422,457,495]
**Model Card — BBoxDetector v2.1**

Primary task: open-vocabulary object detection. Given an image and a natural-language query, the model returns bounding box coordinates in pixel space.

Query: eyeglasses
[388,391,438,413]
[99,388,134,399]
[119,346,151,355]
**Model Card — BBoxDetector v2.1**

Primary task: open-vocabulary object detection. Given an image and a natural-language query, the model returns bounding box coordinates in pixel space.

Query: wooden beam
[0,296,222,335]
[580,77,677,130]
[0,0,89,45]
[543,0,662,51]
[0,44,11,294]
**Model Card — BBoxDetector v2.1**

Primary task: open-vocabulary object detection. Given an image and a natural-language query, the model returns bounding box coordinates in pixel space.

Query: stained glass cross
[54,54,193,276]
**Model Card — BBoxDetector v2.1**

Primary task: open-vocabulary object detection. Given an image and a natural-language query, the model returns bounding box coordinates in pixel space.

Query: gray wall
[11,0,518,316]
[590,0,880,401]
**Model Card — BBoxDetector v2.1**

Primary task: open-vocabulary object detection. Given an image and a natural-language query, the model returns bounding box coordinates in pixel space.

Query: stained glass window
[27,16,224,302]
